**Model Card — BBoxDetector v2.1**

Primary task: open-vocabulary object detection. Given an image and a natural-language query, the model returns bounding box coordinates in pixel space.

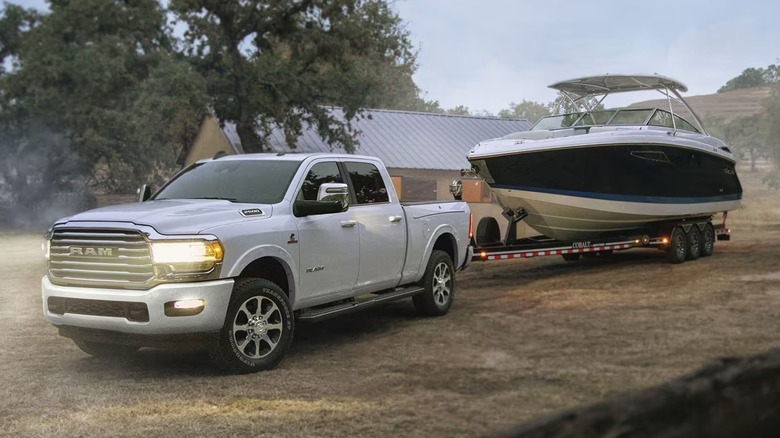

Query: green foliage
[549,92,603,114]
[0,3,39,73]
[709,114,764,172]
[1,0,208,194]
[760,82,780,187]
[171,0,421,153]
[445,105,471,116]
[0,120,91,227]
[498,100,551,123]
[718,64,780,93]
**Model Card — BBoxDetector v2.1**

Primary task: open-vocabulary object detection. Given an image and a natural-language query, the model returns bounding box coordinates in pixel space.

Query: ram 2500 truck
[42,153,473,372]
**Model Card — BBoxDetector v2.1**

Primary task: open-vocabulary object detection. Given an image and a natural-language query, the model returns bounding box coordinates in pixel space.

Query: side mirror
[294,183,350,217]
[137,184,151,202]
[317,183,349,207]
[293,200,345,217]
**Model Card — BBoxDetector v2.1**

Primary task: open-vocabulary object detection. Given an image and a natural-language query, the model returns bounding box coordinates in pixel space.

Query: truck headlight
[151,240,224,280]
[42,229,52,260]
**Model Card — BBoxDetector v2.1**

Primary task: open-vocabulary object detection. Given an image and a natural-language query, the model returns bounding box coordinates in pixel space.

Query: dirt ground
[1,168,779,437]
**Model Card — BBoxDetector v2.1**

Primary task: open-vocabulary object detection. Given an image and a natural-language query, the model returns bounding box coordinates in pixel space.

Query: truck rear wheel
[666,226,688,264]
[72,338,139,358]
[209,278,294,373]
[701,223,715,257]
[413,250,454,316]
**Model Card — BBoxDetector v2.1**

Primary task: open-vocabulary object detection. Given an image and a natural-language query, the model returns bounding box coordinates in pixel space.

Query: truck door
[293,161,360,303]
[344,161,406,293]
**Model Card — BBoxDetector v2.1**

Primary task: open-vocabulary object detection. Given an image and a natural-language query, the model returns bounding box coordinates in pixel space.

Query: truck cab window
[345,162,389,204]
[300,162,344,201]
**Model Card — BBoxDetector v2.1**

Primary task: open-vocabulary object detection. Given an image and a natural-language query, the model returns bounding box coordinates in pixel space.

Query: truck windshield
[153,160,302,204]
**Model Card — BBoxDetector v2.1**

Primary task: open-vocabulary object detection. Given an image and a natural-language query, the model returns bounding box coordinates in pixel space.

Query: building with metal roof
[186,108,531,170]
[184,108,533,239]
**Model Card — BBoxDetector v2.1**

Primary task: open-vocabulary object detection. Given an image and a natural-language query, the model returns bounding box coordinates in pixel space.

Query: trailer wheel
[701,223,715,257]
[209,278,294,373]
[686,226,702,260]
[413,250,454,316]
[562,253,581,261]
[476,217,501,245]
[666,226,688,264]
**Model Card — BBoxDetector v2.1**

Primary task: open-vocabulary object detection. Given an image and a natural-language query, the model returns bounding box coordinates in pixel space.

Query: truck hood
[62,199,273,235]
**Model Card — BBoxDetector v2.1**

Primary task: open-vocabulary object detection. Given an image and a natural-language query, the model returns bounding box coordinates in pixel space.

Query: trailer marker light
[481,251,487,258]
[661,238,669,244]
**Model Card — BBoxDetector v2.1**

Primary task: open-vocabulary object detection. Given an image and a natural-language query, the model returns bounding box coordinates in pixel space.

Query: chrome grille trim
[48,228,155,288]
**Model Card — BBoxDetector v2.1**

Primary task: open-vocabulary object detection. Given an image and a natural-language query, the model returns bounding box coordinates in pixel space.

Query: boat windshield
[531,113,582,131]
[535,108,701,133]
[573,110,617,126]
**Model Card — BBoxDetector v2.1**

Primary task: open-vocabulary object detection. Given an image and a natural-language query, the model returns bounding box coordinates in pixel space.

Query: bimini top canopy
[549,74,688,97]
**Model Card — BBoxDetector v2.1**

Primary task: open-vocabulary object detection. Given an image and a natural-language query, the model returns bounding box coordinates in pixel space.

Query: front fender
[225,244,299,305]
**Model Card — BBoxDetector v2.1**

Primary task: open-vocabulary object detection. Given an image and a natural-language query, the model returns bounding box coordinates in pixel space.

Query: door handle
[389,216,403,223]
[340,220,357,228]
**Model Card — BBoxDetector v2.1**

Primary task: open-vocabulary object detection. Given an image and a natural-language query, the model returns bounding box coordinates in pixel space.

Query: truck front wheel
[209,279,294,373]
[413,250,455,316]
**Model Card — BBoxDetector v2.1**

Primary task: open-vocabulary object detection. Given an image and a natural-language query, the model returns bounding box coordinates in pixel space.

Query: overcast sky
[393,0,779,112]
[10,0,780,113]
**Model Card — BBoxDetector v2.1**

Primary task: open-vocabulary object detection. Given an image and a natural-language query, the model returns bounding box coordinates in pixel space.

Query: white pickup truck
[42,153,472,372]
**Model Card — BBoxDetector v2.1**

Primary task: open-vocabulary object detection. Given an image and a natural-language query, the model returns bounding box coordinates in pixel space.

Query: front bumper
[42,277,234,335]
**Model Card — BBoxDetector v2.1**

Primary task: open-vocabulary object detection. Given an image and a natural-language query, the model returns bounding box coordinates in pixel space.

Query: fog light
[165,299,205,317]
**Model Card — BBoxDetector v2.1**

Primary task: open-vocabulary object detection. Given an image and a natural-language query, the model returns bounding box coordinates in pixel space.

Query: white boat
[467,74,742,241]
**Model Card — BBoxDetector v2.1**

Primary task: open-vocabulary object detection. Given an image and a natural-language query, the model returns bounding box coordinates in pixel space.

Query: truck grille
[47,297,150,322]
[48,229,154,288]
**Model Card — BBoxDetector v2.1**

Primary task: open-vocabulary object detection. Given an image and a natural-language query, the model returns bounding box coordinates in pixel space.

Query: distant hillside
[629,87,770,123]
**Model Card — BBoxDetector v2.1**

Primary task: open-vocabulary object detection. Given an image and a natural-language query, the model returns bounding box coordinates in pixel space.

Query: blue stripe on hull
[492,185,742,204]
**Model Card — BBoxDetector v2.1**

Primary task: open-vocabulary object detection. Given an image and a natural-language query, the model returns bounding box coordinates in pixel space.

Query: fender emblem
[306,266,325,273]
[287,233,298,244]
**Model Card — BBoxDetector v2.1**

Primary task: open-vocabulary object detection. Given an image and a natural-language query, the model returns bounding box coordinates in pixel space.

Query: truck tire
[413,250,455,316]
[686,226,702,260]
[72,338,139,358]
[666,226,688,264]
[209,278,294,373]
[701,223,715,257]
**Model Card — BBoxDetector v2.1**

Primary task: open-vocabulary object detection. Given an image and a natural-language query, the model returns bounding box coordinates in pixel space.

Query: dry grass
[1,168,779,437]
[630,87,771,120]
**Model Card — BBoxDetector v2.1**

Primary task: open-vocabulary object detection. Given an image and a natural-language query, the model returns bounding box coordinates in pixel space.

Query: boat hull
[469,143,742,241]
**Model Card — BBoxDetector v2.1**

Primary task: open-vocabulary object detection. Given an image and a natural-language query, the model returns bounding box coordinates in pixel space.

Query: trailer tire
[701,223,715,257]
[209,278,294,373]
[413,250,454,317]
[562,253,581,261]
[686,226,702,260]
[72,338,139,358]
[666,226,688,264]
[476,217,501,245]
